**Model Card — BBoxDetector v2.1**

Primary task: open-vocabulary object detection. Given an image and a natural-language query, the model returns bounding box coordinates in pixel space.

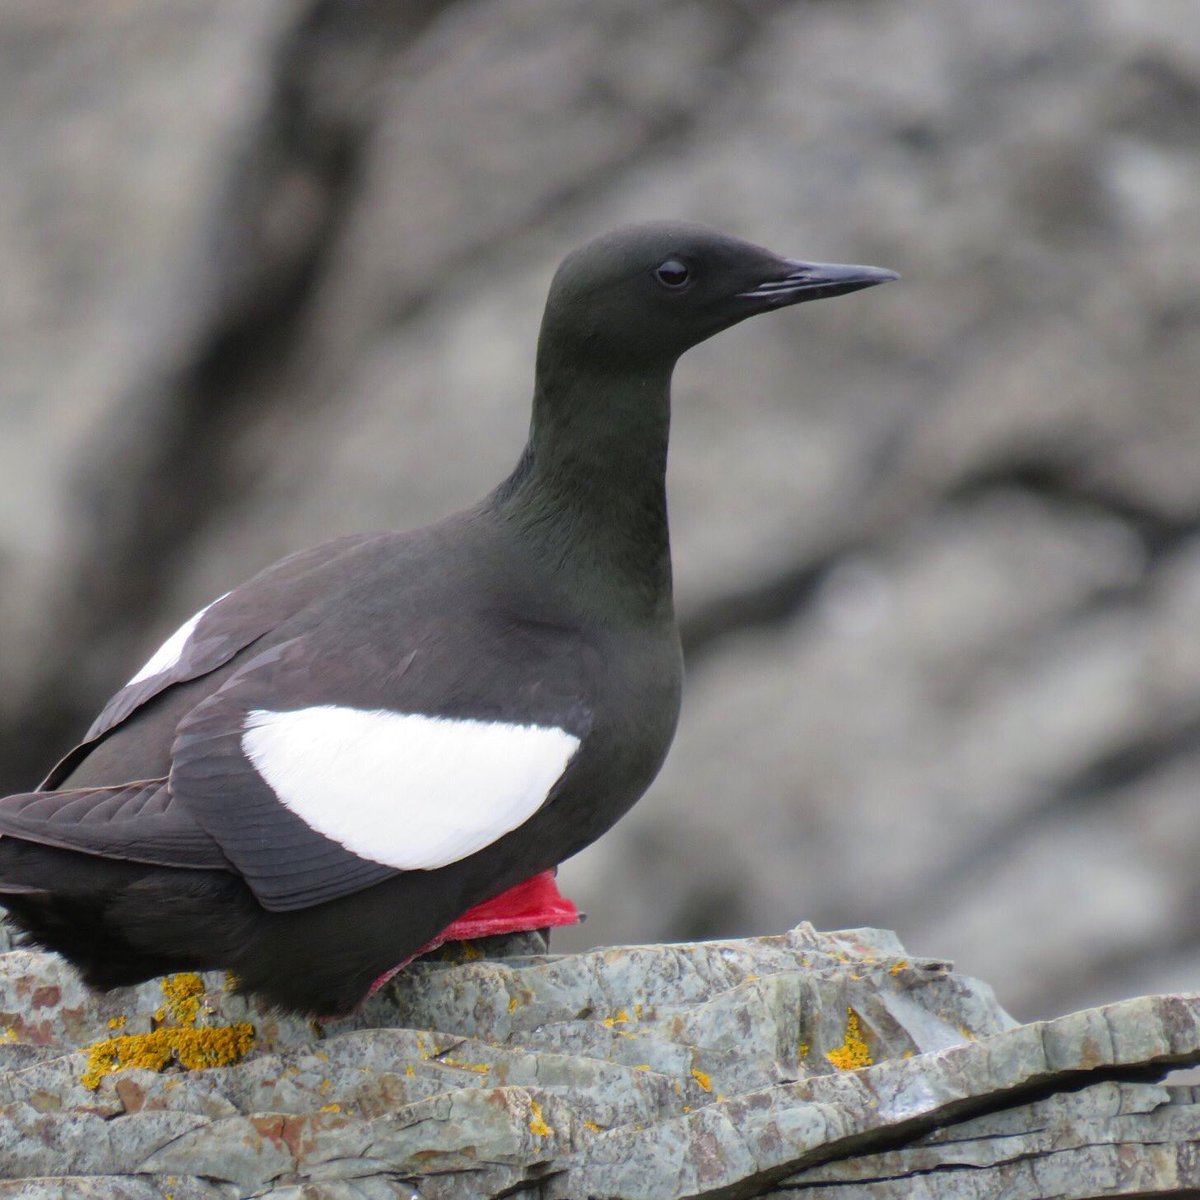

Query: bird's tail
[0,837,252,991]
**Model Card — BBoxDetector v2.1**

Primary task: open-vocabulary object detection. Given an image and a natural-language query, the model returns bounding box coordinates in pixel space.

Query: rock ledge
[0,925,1196,1199]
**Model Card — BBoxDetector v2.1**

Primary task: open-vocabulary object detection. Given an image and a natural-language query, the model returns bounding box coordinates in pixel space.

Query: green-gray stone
[0,926,1195,1198]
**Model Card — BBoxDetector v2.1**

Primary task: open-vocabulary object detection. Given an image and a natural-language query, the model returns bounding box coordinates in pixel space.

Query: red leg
[363,871,580,1000]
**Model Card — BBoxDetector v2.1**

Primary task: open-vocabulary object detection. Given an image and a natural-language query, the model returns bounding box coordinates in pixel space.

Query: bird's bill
[738,260,899,306]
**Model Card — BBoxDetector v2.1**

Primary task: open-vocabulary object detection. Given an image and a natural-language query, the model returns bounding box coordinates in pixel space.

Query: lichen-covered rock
[0,925,1195,1197]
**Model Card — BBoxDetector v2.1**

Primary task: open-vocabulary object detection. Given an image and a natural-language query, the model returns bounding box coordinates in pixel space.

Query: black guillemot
[0,222,896,1015]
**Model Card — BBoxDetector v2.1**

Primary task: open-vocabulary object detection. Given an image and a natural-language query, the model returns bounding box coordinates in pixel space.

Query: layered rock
[0,926,1195,1197]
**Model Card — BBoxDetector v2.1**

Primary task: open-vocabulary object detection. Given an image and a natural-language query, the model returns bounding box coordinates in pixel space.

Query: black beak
[739,260,899,306]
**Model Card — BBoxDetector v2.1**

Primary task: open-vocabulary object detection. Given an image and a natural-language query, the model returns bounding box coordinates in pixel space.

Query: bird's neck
[492,356,675,623]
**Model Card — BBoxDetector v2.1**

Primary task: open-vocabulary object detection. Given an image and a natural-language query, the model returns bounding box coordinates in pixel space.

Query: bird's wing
[40,534,380,789]
[169,635,588,911]
[0,778,228,870]
[1,627,587,907]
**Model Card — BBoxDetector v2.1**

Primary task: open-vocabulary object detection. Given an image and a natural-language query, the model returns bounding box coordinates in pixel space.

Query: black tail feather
[0,837,253,990]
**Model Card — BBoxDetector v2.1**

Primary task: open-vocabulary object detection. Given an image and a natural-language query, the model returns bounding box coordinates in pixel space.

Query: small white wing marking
[241,705,581,870]
[127,593,230,685]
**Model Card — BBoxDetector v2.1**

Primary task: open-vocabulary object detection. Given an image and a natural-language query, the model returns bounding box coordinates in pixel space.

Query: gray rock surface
[0,927,1196,1197]
[3,0,1200,1025]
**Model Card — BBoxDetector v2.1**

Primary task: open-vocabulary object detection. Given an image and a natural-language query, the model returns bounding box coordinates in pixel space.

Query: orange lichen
[160,973,205,1026]
[81,1023,255,1090]
[80,973,255,1091]
[528,1099,552,1137]
[690,1068,712,1092]
[889,960,909,976]
[439,1057,490,1074]
[825,1008,872,1071]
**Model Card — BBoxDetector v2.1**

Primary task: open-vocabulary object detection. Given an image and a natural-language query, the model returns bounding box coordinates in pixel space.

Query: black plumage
[0,223,896,1015]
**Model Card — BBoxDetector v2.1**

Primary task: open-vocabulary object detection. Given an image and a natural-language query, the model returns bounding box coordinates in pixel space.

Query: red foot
[440,870,580,940]
[364,871,580,999]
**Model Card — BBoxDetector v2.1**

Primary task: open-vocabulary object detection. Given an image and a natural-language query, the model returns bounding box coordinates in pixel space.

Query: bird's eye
[655,259,690,288]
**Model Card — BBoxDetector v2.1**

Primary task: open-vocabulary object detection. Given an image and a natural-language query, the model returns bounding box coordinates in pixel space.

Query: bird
[0,222,897,1016]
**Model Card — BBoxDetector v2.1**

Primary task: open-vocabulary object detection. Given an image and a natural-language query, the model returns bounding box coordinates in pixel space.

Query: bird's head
[538,220,898,371]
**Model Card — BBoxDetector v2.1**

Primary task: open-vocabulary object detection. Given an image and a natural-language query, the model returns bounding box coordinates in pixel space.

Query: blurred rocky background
[2,0,1198,1023]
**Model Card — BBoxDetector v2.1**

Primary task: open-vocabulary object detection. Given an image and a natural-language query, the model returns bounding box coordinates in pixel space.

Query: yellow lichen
[690,1068,712,1092]
[80,1023,255,1090]
[440,1057,490,1074]
[80,972,255,1091]
[528,1099,552,1137]
[160,973,206,1026]
[583,1119,604,1133]
[798,1041,810,1058]
[507,994,520,1013]
[319,1102,342,1113]
[889,960,909,976]
[601,1009,629,1028]
[825,1008,873,1071]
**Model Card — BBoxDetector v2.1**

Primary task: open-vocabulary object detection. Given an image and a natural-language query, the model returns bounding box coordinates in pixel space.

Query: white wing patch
[127,593,229,685]
[241,705,581,870]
